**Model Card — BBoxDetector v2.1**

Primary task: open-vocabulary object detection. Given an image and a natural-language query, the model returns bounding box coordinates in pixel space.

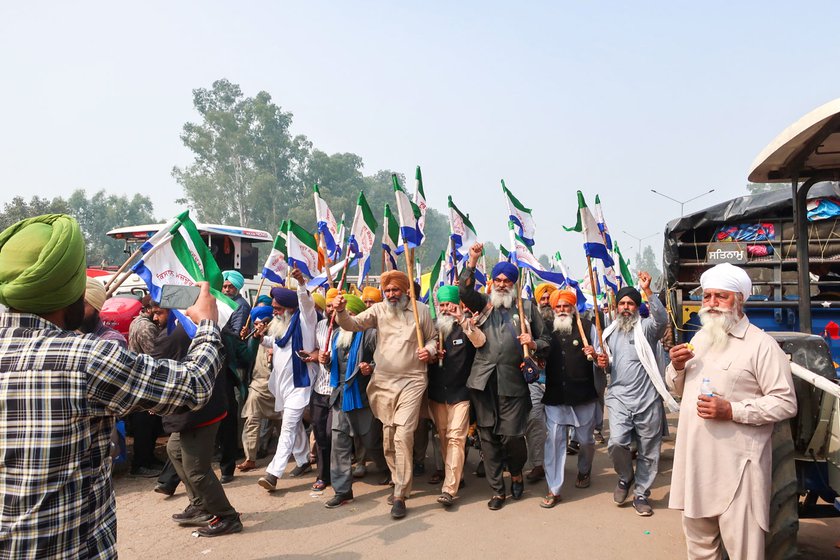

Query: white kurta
[665,315,797,530]
[262,285,319,411]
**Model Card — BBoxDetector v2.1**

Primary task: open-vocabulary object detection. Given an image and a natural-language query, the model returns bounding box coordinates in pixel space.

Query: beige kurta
[665,315,797,530]
[334,299,437,425]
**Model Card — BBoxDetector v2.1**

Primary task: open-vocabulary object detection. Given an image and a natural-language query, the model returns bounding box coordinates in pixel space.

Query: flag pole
[241,275,267,336]
[104,246,144,291]
[105,231,176,297]
[404,244,424,351]
[509,223,531,359]
[324,240,354,354]
[586,255,606,352]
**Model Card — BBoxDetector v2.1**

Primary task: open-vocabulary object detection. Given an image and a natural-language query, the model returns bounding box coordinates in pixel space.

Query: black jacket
[427,321,475,404]
[542,316,598,406]
[157,324,228,433]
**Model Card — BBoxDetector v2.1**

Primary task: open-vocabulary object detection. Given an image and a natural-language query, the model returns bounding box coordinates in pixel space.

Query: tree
[173,79,309,228]
[0,196,70,230]
[634,245,662,284]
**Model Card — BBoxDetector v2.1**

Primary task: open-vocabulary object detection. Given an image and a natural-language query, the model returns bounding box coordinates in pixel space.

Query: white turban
[700,263,752,301]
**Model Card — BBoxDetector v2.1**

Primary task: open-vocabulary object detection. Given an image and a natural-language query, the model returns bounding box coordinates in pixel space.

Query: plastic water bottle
[700,377,714,397]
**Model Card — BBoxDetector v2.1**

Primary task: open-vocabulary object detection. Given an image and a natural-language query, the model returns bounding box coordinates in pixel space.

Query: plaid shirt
[0,313,223,560]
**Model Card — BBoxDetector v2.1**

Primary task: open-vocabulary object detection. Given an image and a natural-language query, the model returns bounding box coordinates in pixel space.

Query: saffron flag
[382,204,399,271]
[392,174,423,250]
[502,180,536,247]
[283,220,320,278]
[314,184,340,258]
[448,196,478,259]
[563,191,615,268]
[131,211,237,337]
[261,221,289,285]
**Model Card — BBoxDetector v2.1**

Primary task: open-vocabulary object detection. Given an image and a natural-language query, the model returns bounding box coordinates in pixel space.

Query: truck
[664,98,840,559]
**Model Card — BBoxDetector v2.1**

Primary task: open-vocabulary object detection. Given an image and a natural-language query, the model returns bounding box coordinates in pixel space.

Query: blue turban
[222,270,245,290]
[270,286,299,308]
[250,305,274,324]
[491,261,519,283]
[256,294,272,307]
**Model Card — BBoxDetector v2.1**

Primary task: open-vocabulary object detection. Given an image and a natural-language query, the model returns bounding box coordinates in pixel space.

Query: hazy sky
[3,1,840,275]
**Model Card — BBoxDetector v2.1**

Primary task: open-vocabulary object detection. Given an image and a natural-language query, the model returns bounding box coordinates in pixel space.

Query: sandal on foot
[311,479,327,491]
[428,470,445,485]
[437,492,454,507]
[540,493,562,509]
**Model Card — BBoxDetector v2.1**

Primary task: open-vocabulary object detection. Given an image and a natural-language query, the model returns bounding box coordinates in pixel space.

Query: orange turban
[534,283,556,303]
[362,286,383,303]
[380,270,410,293]
[549,288,577,309]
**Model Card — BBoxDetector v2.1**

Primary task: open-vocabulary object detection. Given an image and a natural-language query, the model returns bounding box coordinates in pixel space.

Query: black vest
[427,322,475,404]
[542,317,598,406]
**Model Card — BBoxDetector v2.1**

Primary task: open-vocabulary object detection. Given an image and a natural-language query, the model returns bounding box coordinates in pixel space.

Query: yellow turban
[85,277,107,311]
[362,286,383,303]
[312,292,326,312]
[534,283,556,303]
[0,214,86,313]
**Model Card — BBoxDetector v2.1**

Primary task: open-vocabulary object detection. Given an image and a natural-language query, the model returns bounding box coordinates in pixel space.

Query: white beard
[552,313,574,335]
[268,311,292,338]
[335,329,354,350]
[698,307,739,351]
[437,315,456,340]
[490,289,515,310]
[386,295,408,318]
[617,311,638,333]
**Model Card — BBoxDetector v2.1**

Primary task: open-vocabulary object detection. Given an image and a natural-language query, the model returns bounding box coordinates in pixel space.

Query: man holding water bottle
[666,263,797,560]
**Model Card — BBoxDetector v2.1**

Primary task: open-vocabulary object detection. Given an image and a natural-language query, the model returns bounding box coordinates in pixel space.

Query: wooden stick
[105,246,144,290]
[324,244,354,353]
[515,270,532,359]
[404,243,424,351]
[241,276,267,336]
[575,313,595,361]
[586,255,606,353]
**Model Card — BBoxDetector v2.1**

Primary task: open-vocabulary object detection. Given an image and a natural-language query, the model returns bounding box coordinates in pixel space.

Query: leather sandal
[540,493,562,509]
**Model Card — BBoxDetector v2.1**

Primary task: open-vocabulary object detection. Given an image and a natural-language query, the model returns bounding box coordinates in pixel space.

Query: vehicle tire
[766,419,798,560]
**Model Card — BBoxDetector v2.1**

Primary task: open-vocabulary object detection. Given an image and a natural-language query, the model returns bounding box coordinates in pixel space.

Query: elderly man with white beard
[459,242,551,510]
[332,270,437,520]
[666,263,796,560]
[253,268,320,492]
[539,288,600,508]
[595,271,676,517]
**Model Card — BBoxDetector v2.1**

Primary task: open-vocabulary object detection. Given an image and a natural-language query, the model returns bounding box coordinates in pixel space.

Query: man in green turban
[0,214,240,555]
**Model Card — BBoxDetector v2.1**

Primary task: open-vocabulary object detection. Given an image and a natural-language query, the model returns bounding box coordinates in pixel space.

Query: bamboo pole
[515,270,532,359]
[586,255,606,353]
[405,244,424,351]
[104,246,144,291]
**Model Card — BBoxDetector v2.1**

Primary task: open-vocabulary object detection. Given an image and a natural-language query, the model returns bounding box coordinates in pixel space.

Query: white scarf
[602,318,680,413]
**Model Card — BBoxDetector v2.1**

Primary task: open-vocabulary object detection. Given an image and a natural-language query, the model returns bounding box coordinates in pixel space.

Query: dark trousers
[157,459,181,490]
[167,422,236,518]
[129,411,161,470]
[477,427,528,497]
[216,372,239,477]
[310,392,332,484]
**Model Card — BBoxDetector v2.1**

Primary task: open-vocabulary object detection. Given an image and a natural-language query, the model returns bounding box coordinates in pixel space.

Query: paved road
[115,418,839,559]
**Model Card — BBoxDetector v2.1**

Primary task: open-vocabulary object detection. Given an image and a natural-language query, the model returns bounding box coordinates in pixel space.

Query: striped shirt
[0,313,223,560]
[313,319,333,396]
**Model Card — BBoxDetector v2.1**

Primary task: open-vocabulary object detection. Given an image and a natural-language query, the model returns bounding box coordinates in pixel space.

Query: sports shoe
[196,514,243,537]
[575,471,591,489]
[633,495,654,516]
[390,498,407,519]
[258,473,278,491]
[325,492,354,509]
[290,463,312,477]
[172,504,212,526]
[613,479,632,505]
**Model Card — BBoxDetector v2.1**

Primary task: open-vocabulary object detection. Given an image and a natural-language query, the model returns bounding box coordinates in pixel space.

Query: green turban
[437,285,460,304]
[0,214,86,313]
[344,294,367,315]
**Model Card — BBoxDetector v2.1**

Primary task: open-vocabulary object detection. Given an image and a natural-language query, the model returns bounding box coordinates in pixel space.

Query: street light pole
[621,230,659,265]
[650,188,715,217]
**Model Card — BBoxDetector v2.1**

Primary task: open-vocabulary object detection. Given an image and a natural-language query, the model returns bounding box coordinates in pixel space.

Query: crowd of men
[0,215,797,560]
